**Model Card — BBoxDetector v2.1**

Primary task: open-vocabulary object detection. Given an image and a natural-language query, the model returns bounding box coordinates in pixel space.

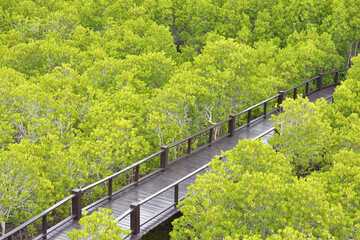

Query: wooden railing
[0,68,348,240]
[119,162,211,238]
[118,126,279,238]
[0,195,75,240]
[282,70,347,101]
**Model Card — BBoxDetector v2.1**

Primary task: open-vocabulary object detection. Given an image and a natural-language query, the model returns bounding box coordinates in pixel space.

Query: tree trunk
[355,40,359,57]
[347,42,353,68]
[1,221,5,236]
[213,125,221,140]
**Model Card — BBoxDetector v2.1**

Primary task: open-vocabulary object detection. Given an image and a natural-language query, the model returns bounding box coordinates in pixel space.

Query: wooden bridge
[1,69,348,240]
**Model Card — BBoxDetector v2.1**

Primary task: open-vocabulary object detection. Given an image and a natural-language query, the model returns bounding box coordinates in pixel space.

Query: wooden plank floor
[47,87,335,239]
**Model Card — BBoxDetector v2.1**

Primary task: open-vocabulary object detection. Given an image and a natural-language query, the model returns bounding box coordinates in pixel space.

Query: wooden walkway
[43,86,336,239]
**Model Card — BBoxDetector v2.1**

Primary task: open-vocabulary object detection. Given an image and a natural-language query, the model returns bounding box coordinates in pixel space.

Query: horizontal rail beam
[169,118,231,148]
[322,68,349,76]
[115,209,133,222]
[82,150,163,192]
[0,195,75,240]
[139,163,211,205]
[32,216,73,240]
[253,127,276,139]
[82,169,164,212]
[284,76,319,93]
[233,94,280,117]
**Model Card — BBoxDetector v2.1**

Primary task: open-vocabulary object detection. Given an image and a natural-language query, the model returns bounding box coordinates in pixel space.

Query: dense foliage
[66,208,130,239]
[0,0,359,238]
[171,55,360,239]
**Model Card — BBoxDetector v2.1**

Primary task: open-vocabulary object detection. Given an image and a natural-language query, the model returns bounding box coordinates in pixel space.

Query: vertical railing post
[335,72,339,84]
[277,91,285,112]
[108,178,113,200]
[228,114,236,137]
[72,189,82,220]
[305,82,309,95]
[160,146,169,170]
[187,138,192,154]
[317,73,323,91]
[174,184,179,206]
[209,128,213,145]
[42,214,47,240]
[130,202,140,235]
[134,165,139,185]
[247,109,252,126]
[293,88,297,99]
[263,102,267,119]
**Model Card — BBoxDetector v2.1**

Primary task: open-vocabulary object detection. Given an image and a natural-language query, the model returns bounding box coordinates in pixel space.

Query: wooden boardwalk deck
[45,86,336,239]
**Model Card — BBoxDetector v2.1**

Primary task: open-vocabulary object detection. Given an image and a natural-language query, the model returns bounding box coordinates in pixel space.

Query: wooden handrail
[168,118,231,148]
[82,150,163,192]
[138,127,276,208]
[125,126,279,235]
[122,162,212,236]
[322,68,349,76]
[1,195,75,240]
[1,68,348,240]
[233,94,280,117]
[115,209,133,222]
[284,68,349,94]
[284,76,319,93]
[140,163,210,206]
[254,127,276,139]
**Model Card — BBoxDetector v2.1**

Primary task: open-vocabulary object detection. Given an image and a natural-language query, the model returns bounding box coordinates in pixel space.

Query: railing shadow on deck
[0,68,348,240]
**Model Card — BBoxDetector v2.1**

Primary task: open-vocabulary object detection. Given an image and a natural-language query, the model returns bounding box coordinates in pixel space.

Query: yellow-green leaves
[0,0,357,237]
[270,97,334,176]
[216,139,292,180]
[171,139,350,239]
[67,208,131,240]
[308,150,360,239]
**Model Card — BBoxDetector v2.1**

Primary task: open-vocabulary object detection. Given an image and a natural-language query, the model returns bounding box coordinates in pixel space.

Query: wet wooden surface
[47,87,335,239]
